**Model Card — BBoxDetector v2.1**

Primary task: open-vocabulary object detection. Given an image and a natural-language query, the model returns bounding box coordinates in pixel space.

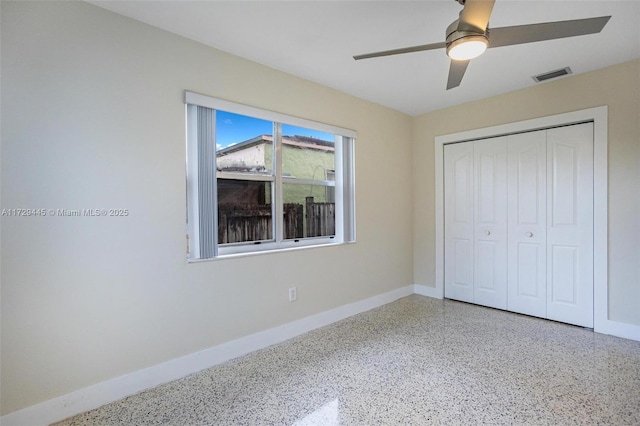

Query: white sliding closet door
[444,138,507,308]
[444,142,474,303]
[473,138,507,309]
[546,123,594,328]
[507,130,547,318]
[444,122,594,328]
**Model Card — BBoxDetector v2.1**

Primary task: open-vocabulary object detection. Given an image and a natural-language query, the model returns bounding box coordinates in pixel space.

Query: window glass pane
[186,94,355,258]
[217,179,273,244]
[216,110,274,175]
[281,124,334,181]
[326,170,336,203]
[283,183,335,239]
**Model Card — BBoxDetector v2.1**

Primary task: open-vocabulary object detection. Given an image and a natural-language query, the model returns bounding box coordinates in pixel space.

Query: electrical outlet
[288,287,297,302]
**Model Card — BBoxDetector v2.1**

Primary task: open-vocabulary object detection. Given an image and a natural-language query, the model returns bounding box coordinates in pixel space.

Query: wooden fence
[218,198,334,243]
[306,197,335,238]
[218,205,272,244]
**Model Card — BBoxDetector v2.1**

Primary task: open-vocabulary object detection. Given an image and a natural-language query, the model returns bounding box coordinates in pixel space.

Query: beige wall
[3,0,639,417]
[412,59,640,326]
[0,1,413,415]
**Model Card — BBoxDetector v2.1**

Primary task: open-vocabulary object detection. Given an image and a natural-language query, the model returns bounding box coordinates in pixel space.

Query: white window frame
[185,91,356,260]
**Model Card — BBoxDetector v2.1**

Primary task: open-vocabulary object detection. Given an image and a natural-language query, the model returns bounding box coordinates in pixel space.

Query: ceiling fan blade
[447,59,470,90]
[458,0,495,33]
[488,16,611,49]
[353,42,446,60]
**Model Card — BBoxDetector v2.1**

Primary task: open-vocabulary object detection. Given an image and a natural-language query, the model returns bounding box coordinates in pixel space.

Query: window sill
[186,240,355,263]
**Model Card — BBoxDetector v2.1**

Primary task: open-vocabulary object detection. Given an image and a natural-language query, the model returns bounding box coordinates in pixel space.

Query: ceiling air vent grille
[532,67,573,83]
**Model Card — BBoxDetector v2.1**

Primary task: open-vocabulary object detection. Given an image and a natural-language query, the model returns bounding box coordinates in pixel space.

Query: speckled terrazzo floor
[55,295,640,425]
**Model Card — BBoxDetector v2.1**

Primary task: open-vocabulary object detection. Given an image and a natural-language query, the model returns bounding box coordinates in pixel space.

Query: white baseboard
[595,318,640,341]
[413,283,640,342]
[1,285,414,426]
[413,284,443,299]
[4,283,638,425]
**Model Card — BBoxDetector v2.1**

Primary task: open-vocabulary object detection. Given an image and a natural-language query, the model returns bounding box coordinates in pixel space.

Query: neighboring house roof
[217,134,334,156]
[216,135,335,174]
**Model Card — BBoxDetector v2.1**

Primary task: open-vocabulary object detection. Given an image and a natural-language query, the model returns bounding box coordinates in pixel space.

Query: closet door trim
[434,106,608,332]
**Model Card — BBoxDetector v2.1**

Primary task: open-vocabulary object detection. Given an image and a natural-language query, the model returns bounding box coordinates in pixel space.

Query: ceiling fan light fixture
[447,35,488,61]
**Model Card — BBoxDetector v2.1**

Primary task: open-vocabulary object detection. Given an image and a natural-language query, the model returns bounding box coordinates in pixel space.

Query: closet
[444,122,594,327]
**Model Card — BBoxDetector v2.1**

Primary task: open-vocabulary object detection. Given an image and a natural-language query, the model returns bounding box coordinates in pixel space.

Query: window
[185,91,356,259]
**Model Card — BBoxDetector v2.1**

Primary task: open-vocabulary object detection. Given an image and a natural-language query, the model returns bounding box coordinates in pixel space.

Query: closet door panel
[507,131,547,318]
[444,142,474,303]
[473,137,507,309]
[546,123,594,327]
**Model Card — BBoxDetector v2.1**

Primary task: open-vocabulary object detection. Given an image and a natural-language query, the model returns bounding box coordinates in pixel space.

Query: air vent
[532,67,573,83]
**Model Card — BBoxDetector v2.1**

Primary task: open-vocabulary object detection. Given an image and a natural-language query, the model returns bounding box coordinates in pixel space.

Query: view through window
[186,92,355,258]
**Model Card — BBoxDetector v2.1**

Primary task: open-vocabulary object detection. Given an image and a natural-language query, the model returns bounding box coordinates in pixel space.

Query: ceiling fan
[353,0,611,90]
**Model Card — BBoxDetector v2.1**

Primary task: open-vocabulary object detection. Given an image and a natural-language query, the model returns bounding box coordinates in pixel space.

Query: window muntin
[185,91,355,259]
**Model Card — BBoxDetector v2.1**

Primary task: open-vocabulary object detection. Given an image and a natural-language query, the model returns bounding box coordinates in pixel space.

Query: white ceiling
[89,1,640,116]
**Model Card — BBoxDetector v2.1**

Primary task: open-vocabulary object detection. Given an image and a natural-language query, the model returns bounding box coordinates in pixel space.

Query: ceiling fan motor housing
[446,19,489,46]
[446,18,489,60]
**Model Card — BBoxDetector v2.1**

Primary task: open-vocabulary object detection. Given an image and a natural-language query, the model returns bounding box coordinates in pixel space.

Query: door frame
[435,106,608,332]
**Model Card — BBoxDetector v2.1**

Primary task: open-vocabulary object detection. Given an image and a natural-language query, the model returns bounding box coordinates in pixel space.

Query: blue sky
[216,110,334,149]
